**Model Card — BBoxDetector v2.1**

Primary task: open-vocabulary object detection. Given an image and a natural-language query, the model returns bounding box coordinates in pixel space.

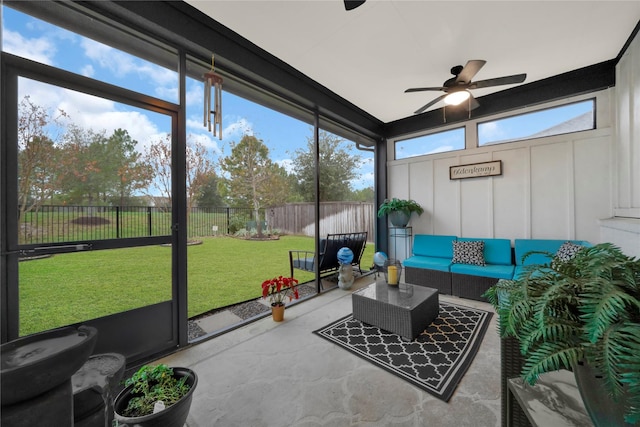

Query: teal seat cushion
[450,263,515,279]
[412,235,457,258]
[513,264,554,280]
[403,256,452,272]
[457,237,512,265]
[513,265,527,280]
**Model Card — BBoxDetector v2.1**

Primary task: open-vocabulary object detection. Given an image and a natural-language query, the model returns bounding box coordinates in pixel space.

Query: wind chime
[203,55,223,139]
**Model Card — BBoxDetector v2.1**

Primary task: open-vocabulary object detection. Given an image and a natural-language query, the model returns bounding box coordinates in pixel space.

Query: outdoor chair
[289,232,367,280]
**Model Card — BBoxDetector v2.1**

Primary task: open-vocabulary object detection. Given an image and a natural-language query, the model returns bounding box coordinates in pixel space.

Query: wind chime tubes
[203,56,223,140]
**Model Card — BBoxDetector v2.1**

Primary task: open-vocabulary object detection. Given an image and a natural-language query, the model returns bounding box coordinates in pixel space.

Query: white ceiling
[186,1,640,123]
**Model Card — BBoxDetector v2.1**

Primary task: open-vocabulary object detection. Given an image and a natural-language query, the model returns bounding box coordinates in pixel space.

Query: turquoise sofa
[513,238,590,279]
[403,234,590,302]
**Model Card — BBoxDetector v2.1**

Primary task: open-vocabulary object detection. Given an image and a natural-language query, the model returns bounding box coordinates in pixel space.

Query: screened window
[395,127,465,160]
[478,99,595,146]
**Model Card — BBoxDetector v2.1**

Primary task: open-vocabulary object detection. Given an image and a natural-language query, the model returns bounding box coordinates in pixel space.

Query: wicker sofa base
[451,273,499,302]
[404,266,452,295]
[404,267,499,301]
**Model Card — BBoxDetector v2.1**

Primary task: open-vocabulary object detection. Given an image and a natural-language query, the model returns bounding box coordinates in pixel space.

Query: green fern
[484,242,640,422]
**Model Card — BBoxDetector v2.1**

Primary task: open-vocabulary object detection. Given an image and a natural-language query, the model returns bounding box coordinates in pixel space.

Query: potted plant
[377,198,424,227]
[113,364,198,427]
[262,276,299,321]
[484,243,640,426]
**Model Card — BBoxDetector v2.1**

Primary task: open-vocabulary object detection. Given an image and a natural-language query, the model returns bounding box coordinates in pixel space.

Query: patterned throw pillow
[555,241,584,262]
[452,240,486,266]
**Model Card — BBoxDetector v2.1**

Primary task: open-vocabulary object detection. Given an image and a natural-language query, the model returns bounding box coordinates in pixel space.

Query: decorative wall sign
[450,160,502,180]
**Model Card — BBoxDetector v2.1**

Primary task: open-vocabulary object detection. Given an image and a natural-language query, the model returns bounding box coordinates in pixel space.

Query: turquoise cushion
[450,263,515,279]
[412,235,457,258]
[458,237,512,265]
[514,239,589,266]
[403,256,452,272]
[512,265,527,280]
[513,265,554,280]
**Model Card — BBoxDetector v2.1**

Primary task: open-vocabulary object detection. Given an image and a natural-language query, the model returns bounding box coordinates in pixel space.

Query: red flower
[261,276,299,305]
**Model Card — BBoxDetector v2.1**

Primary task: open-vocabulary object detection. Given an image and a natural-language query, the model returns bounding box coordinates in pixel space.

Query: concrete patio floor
[157,275,501,427]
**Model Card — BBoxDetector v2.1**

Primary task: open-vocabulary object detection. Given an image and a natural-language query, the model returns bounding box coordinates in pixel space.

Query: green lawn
[18,235,375,335]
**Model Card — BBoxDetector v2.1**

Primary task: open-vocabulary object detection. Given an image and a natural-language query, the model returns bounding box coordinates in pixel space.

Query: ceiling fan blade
[344,0,366,11]
[459,93,480,111]
[469,73,526,89]
[404,86,446,93]
[455,60,486,84]
[414,94,447,114]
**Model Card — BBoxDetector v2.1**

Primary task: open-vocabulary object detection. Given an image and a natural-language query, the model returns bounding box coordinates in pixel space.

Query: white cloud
[478,121,504,141]
[80,38,178,87]
[185,82,203,106]
[188,133,221,154]
[155,86,179,101]
[80,64,95,78]
[187,117,206,132]
[222,117,255,140]
[2,29,55,65]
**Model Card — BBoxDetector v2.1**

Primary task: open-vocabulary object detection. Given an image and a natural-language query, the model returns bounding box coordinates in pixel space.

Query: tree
[291,130,362,202]
[58,125,113,205]
[144,134,218,214]
[219,134,283,236]
[185,138,216,214]
[351,186,374,202]
[195,173,224,208]
[107,129,153,206]
[17,96,66,219]
[144,134,172,208]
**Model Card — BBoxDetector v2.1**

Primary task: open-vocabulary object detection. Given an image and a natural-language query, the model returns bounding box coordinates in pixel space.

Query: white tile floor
[157,276,502,427]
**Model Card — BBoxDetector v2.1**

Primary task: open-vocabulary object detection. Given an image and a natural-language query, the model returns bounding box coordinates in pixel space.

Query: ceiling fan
[405,60,526,114]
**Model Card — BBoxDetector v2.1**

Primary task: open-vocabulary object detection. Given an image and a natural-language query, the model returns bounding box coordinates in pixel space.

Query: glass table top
[353,279,438,310]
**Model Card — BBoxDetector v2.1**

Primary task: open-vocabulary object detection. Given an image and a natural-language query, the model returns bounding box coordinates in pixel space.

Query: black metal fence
[18,205,263,245]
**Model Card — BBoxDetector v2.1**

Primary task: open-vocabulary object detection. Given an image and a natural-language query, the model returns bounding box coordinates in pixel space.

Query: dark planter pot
[113,367,198,427]
[574,361,633,427]
[389,211,410,227]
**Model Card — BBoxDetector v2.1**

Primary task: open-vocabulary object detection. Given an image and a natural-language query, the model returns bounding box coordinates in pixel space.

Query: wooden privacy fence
[266,202,375,240]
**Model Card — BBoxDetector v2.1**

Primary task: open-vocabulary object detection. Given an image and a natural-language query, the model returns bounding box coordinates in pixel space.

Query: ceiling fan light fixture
[444,90,470,106]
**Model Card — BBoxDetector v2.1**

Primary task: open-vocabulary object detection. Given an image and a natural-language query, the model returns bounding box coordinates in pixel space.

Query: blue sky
[2,5,374,190]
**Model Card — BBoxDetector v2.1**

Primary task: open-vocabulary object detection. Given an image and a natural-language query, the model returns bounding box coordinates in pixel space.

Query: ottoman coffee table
[352,280,439,341]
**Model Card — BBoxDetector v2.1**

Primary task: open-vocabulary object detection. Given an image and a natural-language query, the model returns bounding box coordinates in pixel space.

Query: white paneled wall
[493,147,528,239]
[615,29,640,216]
[388,119,613,244]
[601,28,640,257]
